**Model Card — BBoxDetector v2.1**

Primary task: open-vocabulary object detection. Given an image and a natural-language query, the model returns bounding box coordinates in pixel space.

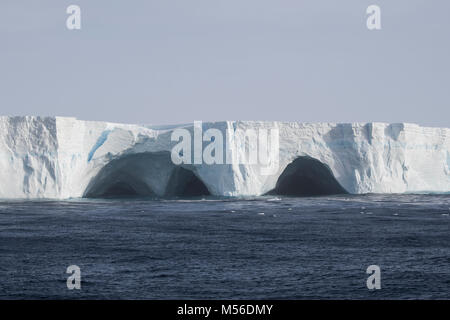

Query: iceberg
[0,116,449,199]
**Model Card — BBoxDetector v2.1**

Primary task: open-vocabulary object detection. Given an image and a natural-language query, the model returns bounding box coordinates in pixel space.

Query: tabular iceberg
[0,116,449,199]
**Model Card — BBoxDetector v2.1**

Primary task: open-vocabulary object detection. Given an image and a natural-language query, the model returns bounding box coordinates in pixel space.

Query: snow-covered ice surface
[0,116,449,199]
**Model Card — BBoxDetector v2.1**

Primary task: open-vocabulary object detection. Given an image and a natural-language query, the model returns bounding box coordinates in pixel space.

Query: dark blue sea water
[0,194,449,299]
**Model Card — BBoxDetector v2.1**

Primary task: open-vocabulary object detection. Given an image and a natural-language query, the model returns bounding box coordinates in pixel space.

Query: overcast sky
[1,0,449,126]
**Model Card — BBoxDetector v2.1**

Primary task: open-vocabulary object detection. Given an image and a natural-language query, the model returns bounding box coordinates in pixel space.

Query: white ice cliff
[0,116,449,199]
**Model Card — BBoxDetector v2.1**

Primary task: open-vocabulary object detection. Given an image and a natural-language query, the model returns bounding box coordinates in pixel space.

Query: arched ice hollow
[83,152,210,198]
[267,156,348,196]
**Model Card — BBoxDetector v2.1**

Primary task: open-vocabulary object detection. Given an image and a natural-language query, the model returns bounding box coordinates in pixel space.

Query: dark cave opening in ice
[99,181,141,197]
[83,152,211,199]
[267,156,348,196]
[84,172,155,198]
[83,153,164,198]
[165,167,211,197]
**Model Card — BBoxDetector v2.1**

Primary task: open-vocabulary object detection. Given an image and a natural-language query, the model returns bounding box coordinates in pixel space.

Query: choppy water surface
[0,194,449,299]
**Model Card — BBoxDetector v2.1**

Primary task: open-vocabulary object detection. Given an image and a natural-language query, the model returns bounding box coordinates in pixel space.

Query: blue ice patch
[88,130,112,162]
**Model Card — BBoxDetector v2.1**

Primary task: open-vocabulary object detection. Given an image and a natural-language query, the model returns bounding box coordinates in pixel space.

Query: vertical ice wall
[0,116,448,199]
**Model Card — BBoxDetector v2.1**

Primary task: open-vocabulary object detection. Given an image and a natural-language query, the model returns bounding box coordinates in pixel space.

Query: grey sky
[1,0,449,126]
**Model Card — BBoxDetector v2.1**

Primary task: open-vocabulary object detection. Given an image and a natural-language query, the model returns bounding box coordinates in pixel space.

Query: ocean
[0,194,449,299]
